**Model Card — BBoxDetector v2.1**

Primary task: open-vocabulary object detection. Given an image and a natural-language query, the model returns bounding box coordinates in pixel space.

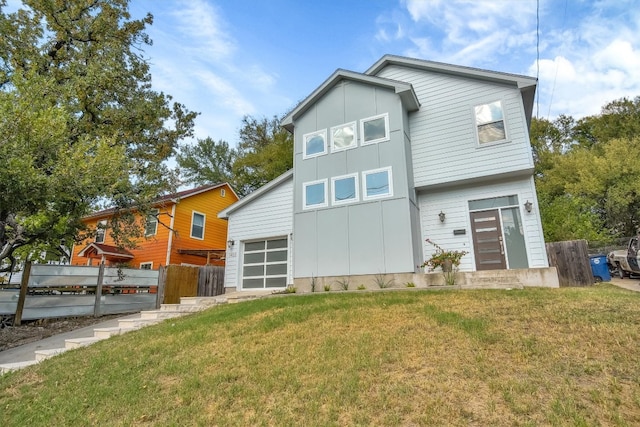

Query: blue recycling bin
[589,254,611,282]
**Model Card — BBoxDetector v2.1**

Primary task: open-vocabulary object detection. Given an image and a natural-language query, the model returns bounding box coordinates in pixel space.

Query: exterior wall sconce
[227,239,235,249]
[438,211,446,222]
[524,200,533,213]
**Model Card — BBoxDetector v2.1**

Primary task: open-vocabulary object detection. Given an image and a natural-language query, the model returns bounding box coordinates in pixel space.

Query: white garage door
[241,238,288,289]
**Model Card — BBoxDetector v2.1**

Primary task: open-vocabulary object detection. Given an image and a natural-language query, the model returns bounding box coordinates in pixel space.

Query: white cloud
[193,69,255,117]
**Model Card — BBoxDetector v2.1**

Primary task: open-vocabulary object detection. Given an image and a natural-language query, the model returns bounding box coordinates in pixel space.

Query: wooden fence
[157,265,225,305]
[0,263,160,325]
[546,240,594,287]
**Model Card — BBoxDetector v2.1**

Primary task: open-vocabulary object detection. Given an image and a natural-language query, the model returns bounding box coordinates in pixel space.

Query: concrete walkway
[0,313,140,365]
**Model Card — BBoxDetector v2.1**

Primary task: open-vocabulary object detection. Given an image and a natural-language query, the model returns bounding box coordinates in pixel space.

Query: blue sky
[10,0,640,147]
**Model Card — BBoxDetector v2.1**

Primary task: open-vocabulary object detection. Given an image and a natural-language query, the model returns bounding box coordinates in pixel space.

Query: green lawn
[1,285,639,426]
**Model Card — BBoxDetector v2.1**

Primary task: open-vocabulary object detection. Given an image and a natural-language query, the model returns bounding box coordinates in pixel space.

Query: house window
[140,262,153,270]
[362,167,393,200]
[190,211,205,239]
[361,113,389,145]
[475,101,506,144]
[95,220,107,243]
[242,238,288,289]
[303,129,327,159]
[330,122,357,152]
[221,188,226,197]
[145,209,159,236]
[331,173,359,205]
[303,179,328,209]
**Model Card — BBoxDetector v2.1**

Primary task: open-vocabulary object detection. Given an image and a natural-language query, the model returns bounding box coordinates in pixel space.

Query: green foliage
[419,239,468,272]
[176,115,293,197]
[373,273,394,289]
[405,282,416,288]
[323,284,331,292]
[284,285,297,294]
[0,0,196,269]
[176,138,235,186]
[357,284,366,290]
[532,97,640,242]
[310,275,317,293]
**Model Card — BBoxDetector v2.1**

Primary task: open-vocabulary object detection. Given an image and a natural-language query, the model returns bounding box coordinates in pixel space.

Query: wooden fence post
[13,261,32,326]
[156,266,166,309]
[94,263,105,317]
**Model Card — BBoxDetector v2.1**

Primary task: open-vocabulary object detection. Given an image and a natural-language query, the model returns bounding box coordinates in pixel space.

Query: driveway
[608,276,640,292]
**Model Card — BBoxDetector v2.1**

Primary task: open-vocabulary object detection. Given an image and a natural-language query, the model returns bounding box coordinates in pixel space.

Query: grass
[1,284,640,425]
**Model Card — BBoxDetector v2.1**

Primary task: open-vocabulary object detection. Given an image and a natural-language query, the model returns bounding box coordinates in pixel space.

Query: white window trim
[302,129,327,159]
[362,166,393,201]
[330,121,357,153]
[473,100,508,146]
[190,211,206,240]
[302,179,328,210]
[331,173,359,206]
[360,113,390,146]
[95,220,107,243]
[140,262,153,270]
[145,209,159,237]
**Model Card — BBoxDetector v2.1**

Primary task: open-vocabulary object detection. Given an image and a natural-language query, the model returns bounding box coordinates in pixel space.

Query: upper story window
[475,101,506,144]
[303,179,328,210]
[361,113,389,145]
[330,122,357,152]
[191,211,205,240]
[221,188,226,197]
[95,220,107,243]
[140,262,153,270]
[145,209,159,236]
[303,129,327,159]
[331,173,359,205]
[362,166,393,200]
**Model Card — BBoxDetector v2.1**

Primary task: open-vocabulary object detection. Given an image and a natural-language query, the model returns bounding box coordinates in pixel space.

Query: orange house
[71,183,238,269]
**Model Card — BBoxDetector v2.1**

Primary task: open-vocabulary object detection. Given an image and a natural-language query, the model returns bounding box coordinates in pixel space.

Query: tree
[176,115,293,197]
[231,116,293,196]
[0,0,196,271]
[176,138,236,187]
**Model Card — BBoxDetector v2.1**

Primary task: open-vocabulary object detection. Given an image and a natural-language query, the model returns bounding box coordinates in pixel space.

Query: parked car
[607,236,640,278]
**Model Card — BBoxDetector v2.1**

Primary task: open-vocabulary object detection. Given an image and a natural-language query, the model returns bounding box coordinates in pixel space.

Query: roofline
[281,69,420,132]
[365,54,537,89]
[218,170,294,219]
[84,183,236,220]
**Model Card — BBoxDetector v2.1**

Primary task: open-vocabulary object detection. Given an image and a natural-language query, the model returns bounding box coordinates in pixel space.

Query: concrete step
[35,348,67,362]
[179,296,227,306]
[93,326,136,339]
[140,310,185,320]
[65,336,104,350]
[0,360,39,374]
[160,304,207,313]
[117,318,162,329]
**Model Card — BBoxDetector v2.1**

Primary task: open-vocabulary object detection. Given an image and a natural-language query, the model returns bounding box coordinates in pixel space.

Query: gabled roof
[84,183,236,220]
[77,243,134,260]
[281,69,420,132]
[218,170,293,219]
[366,54,537,126]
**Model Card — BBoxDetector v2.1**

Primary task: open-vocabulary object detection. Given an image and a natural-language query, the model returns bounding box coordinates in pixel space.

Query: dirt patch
[0,314,123,352]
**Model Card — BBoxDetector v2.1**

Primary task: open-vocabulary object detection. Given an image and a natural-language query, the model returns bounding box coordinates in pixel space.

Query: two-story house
[71,183,238,269]
[219,55,555,292]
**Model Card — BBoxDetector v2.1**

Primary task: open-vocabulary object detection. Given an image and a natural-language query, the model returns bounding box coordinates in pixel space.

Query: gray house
[219,55,557,292]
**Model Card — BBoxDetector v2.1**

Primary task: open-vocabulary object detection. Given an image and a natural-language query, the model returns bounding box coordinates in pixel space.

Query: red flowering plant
[419,238,468,273]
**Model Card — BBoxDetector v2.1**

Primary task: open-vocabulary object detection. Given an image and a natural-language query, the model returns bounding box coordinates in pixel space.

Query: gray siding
[224,177,293,288]
[293,80,419,278]
[376,65,534,189]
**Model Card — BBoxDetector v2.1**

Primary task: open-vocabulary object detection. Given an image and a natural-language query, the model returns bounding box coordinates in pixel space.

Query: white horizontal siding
[417,176,548,272]
[377,66,534,189]
[224,178,294,289]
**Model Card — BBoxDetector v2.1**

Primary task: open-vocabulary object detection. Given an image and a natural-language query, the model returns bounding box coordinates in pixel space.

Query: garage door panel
[241,237,289,290]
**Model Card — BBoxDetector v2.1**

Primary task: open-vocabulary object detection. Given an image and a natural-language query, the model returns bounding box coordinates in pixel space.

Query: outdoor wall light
[438,211,446,223]
[524,200,533,213]
[227,239,235,249]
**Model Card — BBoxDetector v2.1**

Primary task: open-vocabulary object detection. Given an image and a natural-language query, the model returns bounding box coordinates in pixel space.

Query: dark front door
[470,210,507,270]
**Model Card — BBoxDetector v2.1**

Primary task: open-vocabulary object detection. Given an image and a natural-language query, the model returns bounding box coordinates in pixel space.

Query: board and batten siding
[417,176,548,272]
[376,65,535,189]
[224,177,294,289]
